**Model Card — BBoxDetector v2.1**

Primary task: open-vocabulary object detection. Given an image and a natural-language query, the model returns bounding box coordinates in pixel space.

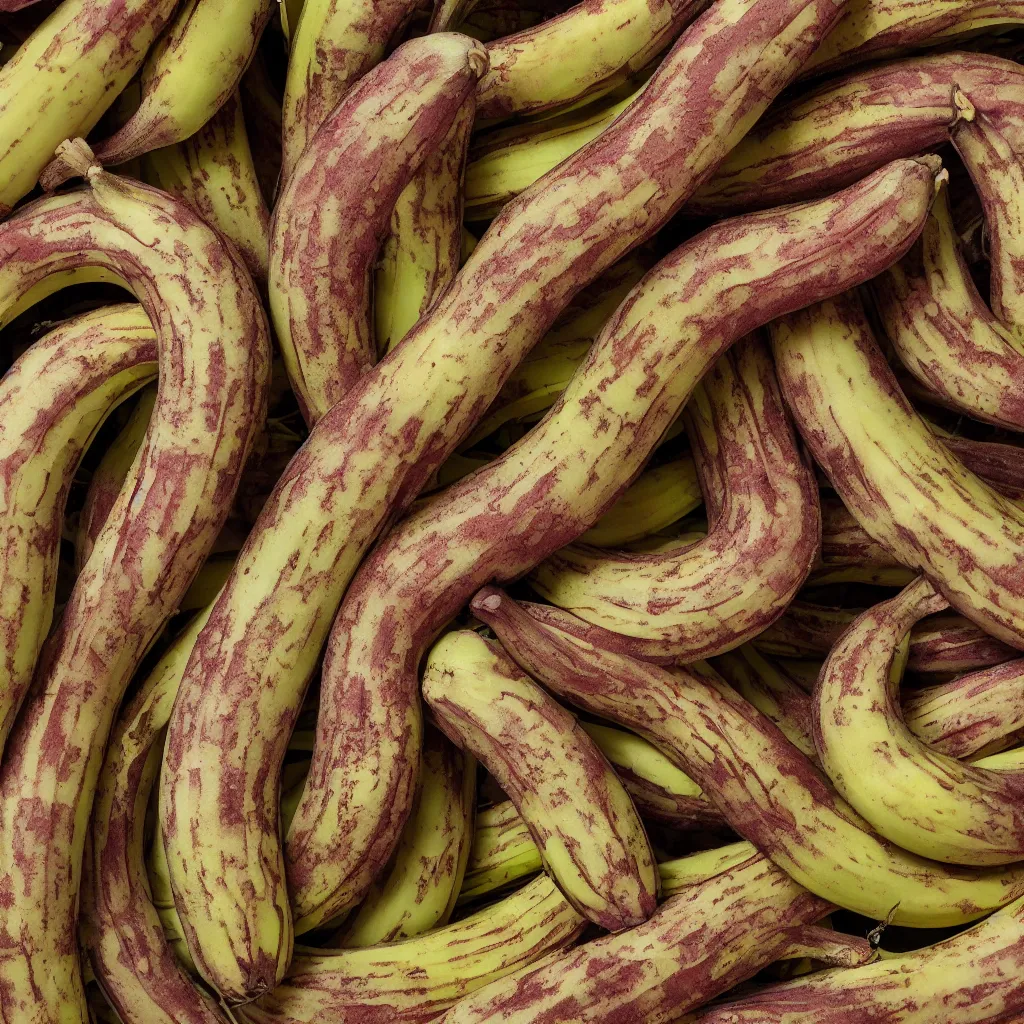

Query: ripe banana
[0,0,177,214]
[811,495,915,585]
[531,333,819,658]
[335,726,475,947]
[771,292,1024,649]
[474,586,1024,926]
[139,91,271,283]
[375,102,474,357]
[280,0,423,180]
[943,434,1024,499]
[423,630,659,931]
[0,156,269,1022]
[475,0,700,122]
[84,0,273,167]
[269,33,487,422]
[289,157,936,934]
[0,305,156,755]
[237,875,587,1024]
[167,0,848,965]
[460,800,544,904]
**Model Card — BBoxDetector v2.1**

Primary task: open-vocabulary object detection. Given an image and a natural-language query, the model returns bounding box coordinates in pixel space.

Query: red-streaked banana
[269,33,486,423]
[459,800,544,904]
[474,587,1024,926]
[771,292,1024,649]
[139,91,271,283]
[290,157,936,934]
[335,727,475,948]
[531,332,819,658]
[236,874,587,1024]
[423,630,659,931]
[0,0,178,214]
[942,434,1024,500]
[0,305,156,754]
[811,495,915,585]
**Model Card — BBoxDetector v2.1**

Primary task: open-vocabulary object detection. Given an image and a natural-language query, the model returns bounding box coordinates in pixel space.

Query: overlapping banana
[460,800,544,904]
[163,0,849,986]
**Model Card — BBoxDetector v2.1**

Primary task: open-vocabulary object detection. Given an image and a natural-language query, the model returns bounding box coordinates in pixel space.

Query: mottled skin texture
[337,727,475,947]
[236,875,586,1024]
[82,612,227,1024]
[476,0,702,121]
[438,853,830,1024]
[269,34,487,423]
[695,894,1024,1023]
[531,334,820,657]
[0,306,156,757]
[0,175,269,1023]
[0,0,178,213]
[771,293,1024,648]
[288,158,934,933]
[811,495,915,585]
[942,435,1024,499]
[280,0,423,180]
[170,0,850,956]
[460,799,544,903]
[814,578,1024,865]
[474,588,1024,926]
[140,91,271,283]
[423,632,658,931]
[690,52,1024,214]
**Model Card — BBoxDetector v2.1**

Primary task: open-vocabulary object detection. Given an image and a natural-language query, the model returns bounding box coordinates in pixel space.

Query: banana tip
[471,588,503,614]
[38,138,102,192]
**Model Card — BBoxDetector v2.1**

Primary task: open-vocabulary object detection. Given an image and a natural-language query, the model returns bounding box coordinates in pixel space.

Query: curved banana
[290,157,936,932]
[0,154,269,1021]
[424,630,658,931]
[460,800,543,905]
[0,306,156,754]
[475,0,699,122]
[943,434,1024,499]
[0,0,177,214]
[238,875,586,1024]
[771,292,1024,649]
[269,33,487,422]
[280,0,423,180]
[336,727,475,947]
[811,495,914,585]
[531,333,820,658]
[83,0,273,167]
[474,587,1024,927]
[815,578,1024,866]
[139,91,271,283]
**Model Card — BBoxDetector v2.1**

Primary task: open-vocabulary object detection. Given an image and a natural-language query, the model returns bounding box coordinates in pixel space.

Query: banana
[771,292,1024,649]
[0,0,178,214]
[942,434,1024,499]
[335,727,476,947]
[811,495,915,585]
[0,154,269,1022]
[0,305,156,755]
[474,587,1024,926]
[80,0,273,168]
[374,101,474,357]
[280,0,423,180]
[236,874,586,1024]
[815,577,1024,866]
[139,91,271,283]
[81,610,228,1024]
[289,157,936,934]
[475,0,699,122]
[269,33,487,423]
[530,333,819,658]
[460,800,544,904]
[423,630,659,931]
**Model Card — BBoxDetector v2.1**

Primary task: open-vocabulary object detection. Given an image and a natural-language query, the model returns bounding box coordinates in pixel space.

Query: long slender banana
[336,727,475,947]
[140,91,271,283]
[460,800,544,904]
[423,631,659,931]
[289,158,936,934]
[0,0,177,214]
[237,875,586,1024]
[531,333,819,658]
[269,34,487,423]
[164,0,849,974]
[0,156,269,1022]
[943,434,1024,499]
[474,587,1024,926]
[280,0,423,180]
[771,292,1024,649]
[475,0,700,122]
[0,305,156,755]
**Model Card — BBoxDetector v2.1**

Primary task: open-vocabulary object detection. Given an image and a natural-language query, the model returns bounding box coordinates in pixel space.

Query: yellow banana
[459,800,545,905]
[423,630,659,931]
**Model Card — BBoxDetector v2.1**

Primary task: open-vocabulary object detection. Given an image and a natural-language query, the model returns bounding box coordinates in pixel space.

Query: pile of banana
[3,0,1024,1020]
